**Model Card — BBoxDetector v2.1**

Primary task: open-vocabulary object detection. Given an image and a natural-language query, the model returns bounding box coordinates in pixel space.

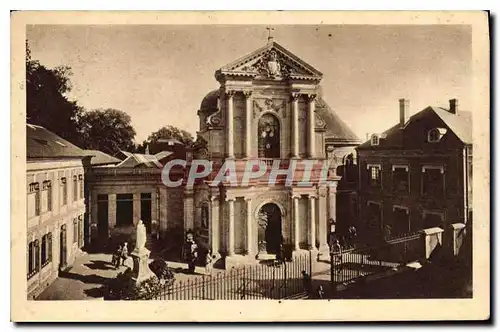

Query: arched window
[258,114,280,158]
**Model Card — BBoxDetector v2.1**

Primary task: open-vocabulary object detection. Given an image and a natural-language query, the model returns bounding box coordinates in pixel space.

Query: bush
[104,268,163,300]
[149,258,175,286]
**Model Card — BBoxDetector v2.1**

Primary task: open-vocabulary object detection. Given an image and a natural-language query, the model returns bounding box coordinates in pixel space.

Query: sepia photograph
[10,11,490,322]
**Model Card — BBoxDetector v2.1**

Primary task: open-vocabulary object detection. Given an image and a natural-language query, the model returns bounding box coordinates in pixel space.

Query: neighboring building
[26,124,87,299]
[190,38,359,266]
[85,149,186,249]
[356,99,472,248]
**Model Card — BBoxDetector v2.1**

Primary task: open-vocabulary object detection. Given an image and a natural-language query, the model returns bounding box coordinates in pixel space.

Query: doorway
[140,193,152,233]
[116,194,133,226]
[97,194,109,240]
[258,203,283,255]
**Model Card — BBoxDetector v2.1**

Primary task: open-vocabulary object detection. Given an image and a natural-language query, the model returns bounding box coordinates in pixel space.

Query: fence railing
[143,252,312,300]
[330,232,422,286]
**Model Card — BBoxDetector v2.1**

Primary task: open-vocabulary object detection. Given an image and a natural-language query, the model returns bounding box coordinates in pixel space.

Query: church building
[186,37,360,266]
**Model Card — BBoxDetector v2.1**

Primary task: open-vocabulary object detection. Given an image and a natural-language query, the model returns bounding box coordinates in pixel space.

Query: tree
[26,41,84,145]
[79,108,136,156]
[139,125,194,152]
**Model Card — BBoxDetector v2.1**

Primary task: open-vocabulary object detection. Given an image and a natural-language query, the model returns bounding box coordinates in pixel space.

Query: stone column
[244,91,253,158]
[328,181,337,222]
[133,193,141,223]
[227,197,235,256]
[307,94,317,158]
[226,91,235,159]
[183,189,194,232]
[318,189,329,257]
[309,195,316,250]
[293,195,300,251]
[108,194,116,229]
[210,196,220,257]
[245,197,254,256]
[291,93,300,158]
[151,189,158,238]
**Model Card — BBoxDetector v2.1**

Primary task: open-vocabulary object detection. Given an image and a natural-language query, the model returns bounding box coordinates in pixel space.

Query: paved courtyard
[36,252,227,300]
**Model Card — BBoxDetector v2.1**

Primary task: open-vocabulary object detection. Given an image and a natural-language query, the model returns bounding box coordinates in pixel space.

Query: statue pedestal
[130,247,156,285]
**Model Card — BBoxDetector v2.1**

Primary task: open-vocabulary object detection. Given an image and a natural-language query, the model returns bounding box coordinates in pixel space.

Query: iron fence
[144,252,312,300]
[330,232,422,286]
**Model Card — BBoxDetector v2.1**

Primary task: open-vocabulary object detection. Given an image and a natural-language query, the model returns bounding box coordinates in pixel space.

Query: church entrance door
[257,203,283,256]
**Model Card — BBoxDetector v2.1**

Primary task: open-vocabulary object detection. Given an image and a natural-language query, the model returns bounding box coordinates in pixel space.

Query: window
[367,164,381,187]
[27,239,40,279]
[371,134,379,146]
[422,166,445,197]
[366,201,382,237]
[392,165,409,192]
[423,211,444,229]
[73,175,78,202]
[42,181,52,212]
[78,174,84,200]
[61,177,67,206]
[427,128,447,143]
[28,182,40,217]
[392,206,410,236]
[41,233,52,267]
[258,113,280,158]
[73,218,78,244]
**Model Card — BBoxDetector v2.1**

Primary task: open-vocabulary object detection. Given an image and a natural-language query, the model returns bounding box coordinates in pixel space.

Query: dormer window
[371,134,379,146]
[427,128,447,143]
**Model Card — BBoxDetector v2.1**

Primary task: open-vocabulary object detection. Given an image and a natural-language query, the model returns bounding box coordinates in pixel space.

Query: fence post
[202,274,205,300]
[309,250,312,276]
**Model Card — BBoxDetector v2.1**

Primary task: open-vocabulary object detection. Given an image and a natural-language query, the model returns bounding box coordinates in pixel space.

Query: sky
[27,24,471,144]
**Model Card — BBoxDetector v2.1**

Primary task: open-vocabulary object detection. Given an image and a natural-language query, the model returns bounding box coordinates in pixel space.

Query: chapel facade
[185,39,360,266]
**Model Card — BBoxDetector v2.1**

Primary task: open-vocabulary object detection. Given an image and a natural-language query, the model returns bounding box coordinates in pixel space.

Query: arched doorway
[257,203,283,256]
[258,113,280,158]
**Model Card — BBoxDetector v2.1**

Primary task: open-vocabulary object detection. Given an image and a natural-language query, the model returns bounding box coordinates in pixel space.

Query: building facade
[27,124,86,299]
[187,39,360,266]
[86,149,186,250]
[356,99,472,249]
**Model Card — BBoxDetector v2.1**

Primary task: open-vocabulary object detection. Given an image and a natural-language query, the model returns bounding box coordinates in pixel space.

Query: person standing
[112,244,122,269]
[205,250,214,276]
[121,242,129,266]
[187,240,198,274]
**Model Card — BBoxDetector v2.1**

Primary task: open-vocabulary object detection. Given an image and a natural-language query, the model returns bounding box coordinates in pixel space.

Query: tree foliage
[79,108,137,156]
[138,125,194,152]
[26,41,84,145]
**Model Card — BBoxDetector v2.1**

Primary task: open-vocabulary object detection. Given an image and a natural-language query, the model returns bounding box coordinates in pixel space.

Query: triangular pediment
[216,41,323,81]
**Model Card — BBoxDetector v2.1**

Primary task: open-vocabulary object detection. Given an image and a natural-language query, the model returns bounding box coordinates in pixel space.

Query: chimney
[399,98,409,127]
[449,99,458,114]
[365,133,370,141]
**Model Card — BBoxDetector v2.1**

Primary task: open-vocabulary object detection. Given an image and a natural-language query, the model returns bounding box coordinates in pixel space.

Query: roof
[27,124,86,159]
[116,153,163,168]
[357,106,472,149]
[84,150,121,166]
[316,97,361,145]
[154,150,174,161]
[216,40,323,81]
[200,89,219,111]
[431,107,472,144]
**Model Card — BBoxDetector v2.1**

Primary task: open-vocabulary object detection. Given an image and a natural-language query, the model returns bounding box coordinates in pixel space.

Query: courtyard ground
[36,252,228,300]
[36,249,395,300]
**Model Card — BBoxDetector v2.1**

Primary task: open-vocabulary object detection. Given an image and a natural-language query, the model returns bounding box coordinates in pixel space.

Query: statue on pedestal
[130,219,156,284]
[135,219,147,251]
